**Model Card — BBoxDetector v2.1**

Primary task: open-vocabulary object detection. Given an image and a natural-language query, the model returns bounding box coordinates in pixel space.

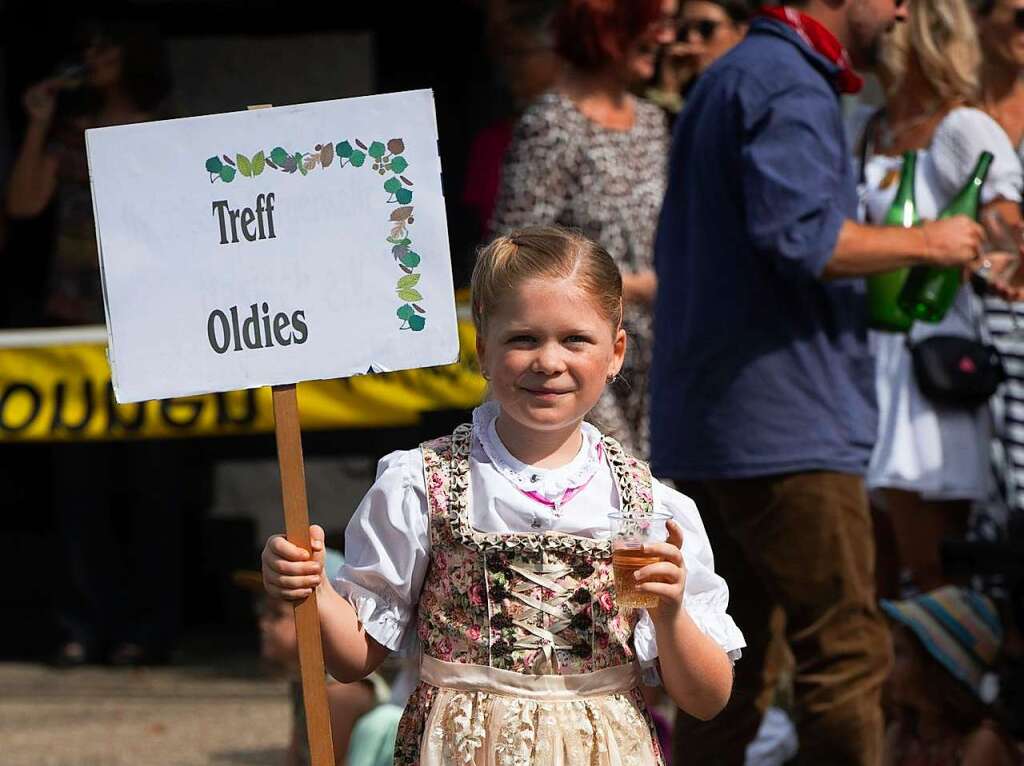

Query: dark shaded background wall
[0,0,498,657]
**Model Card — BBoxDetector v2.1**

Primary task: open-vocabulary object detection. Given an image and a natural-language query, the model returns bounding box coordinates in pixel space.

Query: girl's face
[477,276,626,438]
[623,0,680,83]
[888,623,937,711]
[978,0,1024,70]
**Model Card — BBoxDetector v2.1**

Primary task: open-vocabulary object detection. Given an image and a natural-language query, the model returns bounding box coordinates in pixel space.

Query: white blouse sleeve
[930,108,1023,205]
[332,448,431,654]
[633,479,746,683]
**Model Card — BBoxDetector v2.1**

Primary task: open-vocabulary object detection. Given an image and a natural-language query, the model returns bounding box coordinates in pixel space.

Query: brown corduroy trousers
[673,472,893,766]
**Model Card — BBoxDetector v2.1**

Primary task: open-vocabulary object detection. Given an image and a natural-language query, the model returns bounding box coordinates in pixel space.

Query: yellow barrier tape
[0,318,485,442]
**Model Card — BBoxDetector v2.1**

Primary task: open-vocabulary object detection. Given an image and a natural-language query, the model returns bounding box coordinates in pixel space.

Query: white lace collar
[471,401,605,501]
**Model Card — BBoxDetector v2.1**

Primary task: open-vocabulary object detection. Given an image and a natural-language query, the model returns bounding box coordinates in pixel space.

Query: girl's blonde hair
[471,226,623,333]
[879,0,979,102]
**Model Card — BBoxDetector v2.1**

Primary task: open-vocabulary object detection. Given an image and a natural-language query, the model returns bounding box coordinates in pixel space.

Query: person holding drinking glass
[647,0,751,119]
[855,0,1024,596]
[973,0,1024,543]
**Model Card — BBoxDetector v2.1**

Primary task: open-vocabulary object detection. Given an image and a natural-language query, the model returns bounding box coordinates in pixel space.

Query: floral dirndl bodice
[393,423,665,766]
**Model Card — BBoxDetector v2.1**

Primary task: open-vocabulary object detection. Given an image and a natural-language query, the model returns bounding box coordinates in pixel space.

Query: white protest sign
[87,89,458,403]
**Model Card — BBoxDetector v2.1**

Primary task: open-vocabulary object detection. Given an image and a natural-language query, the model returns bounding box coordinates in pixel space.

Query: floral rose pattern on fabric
[393,424,666,765]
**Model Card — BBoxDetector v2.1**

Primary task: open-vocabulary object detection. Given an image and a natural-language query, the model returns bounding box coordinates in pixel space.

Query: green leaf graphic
[368,141,386,159]
[400,251,421,268]
[395,188,413,205]
[397,304,415,321]
[336,141,353,159]
[206,156,223,173]
[349,150,366,167]
[237,153,253,178]
[295,153,307,176]
[219,166,236,183]
[387,236,412,245]
[408,315,426,331]
[397,274,421,290]
[384,177,402,194]
[390,156,408,174]
[398,288,423,302]
[271,147,289,165]
[252,151,266,176]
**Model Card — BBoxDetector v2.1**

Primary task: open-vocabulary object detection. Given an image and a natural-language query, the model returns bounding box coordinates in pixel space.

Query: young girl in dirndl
[262,226,744,764]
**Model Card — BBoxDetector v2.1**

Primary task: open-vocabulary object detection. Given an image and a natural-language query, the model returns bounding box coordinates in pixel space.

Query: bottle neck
[893,151,917,199]
[886,151,918,227]
[944,151,993,218]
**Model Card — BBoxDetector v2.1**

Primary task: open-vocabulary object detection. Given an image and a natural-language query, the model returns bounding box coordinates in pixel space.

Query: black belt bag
[908,335,1006,408]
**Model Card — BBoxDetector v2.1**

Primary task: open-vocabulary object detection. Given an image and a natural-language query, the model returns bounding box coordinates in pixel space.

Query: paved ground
[0,650,292,766]
[0,454,379,766]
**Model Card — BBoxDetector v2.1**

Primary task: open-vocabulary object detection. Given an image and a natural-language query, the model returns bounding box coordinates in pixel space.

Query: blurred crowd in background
[2,0,1024,764]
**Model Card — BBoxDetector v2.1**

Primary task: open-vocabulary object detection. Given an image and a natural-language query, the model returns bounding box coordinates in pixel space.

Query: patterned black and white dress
[489,91,669,457]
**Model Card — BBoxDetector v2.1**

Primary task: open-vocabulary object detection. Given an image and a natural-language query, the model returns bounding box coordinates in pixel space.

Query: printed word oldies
[207,193,307,354]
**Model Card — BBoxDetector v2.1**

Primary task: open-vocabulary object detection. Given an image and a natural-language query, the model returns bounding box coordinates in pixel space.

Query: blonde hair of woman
[875,0,979,155]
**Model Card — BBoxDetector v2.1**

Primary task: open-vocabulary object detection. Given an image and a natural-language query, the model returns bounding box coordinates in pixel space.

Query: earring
[606,373,618,384]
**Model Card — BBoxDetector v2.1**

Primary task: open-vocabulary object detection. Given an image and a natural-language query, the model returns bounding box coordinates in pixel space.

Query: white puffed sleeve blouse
[334,403,745,681]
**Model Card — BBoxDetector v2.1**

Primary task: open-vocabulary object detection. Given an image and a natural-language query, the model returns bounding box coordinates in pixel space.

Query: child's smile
[477,276,626,443]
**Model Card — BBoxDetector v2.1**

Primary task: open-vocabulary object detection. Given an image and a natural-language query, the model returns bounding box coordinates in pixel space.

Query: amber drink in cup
[608,511,672,609]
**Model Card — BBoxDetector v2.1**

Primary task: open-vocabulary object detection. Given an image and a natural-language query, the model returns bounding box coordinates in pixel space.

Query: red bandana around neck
[759,6,864,94]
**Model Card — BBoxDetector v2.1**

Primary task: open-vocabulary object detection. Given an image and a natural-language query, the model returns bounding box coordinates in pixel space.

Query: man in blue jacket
[652,0,988,763]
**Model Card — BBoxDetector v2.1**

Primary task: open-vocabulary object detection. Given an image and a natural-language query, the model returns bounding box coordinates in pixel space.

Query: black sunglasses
[677,19,721,42]
[1016,7,1024,29]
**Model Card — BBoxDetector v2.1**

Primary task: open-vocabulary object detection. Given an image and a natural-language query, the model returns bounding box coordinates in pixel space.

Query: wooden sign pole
[272,384,334,766]
[248,104,332,766]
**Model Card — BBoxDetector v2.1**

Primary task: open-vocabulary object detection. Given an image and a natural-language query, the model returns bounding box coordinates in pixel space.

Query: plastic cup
[608,511,672,609]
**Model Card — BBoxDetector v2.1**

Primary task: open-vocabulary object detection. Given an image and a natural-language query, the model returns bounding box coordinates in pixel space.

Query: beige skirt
[417,656,662,766]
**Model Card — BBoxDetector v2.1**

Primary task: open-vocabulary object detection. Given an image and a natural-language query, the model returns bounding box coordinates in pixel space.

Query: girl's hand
[634,520,687,622]
[261,524,327,601]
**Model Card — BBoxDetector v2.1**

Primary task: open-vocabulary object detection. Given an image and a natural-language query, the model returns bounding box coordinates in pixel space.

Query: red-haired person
[489,0,678,460]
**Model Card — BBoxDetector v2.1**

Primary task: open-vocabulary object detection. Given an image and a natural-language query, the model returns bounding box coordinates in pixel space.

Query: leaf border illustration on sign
[203,137,425,332]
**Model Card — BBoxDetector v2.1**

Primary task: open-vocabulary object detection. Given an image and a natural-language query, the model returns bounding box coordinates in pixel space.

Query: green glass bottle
[867,151,918,332]
[898,150,994,323]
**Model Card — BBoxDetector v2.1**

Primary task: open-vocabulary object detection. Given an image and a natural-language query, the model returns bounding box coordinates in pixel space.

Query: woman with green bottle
[855,0,1024,593]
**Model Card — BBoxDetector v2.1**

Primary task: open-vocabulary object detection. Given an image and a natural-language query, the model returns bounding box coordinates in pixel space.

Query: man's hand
[920,216,985,267]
